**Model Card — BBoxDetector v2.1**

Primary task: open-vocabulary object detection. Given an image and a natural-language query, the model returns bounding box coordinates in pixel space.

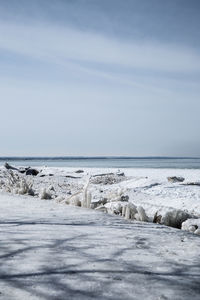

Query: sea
[0,157,200,169]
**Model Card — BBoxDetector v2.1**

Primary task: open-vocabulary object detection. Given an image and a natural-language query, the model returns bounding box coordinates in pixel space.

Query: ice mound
[161,209,190,229]
[0,170,35,196]
[182,218,200,235]
[105,201,149,222]
[63,179,91,208]
[90,173,125,185]
[40,188,52,200]
[167,176,185,183]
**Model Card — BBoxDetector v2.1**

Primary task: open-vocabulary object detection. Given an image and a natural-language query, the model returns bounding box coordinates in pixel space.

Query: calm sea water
[0,157,200,169]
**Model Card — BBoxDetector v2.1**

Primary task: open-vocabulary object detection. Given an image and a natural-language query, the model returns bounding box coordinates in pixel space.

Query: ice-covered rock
[194,229,200,235]
[55,196,65,203]
[137,206,148,222]
[125,206,131,219]
[81,179,90,208]
[109,196,122,202]
[49,185,55,191]
[120,195,129,202]
[106,202,122,215]
[75,170,84,174]
[40,188,52,200]
[167,176,185,183]
[86,191,92,208]
[95,205,107,213]
[182,218,200,233]
[124,203,137,219]
[104,191,120,202]
[26,168,39,176]
[28,188,35,196]
[162,209,189,229]
[188,225,198,233]
[90,173,125,185]
[134,213,140,221]
[70,195,81,207]
[92,197,107,209]
[18,180,30,195]
[129,203,138,219]
[122,205,127,217]
[153,211,162,224]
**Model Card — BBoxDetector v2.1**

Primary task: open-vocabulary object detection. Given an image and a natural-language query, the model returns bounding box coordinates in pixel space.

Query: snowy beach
[1,165,200,231]
[0,165,200,299]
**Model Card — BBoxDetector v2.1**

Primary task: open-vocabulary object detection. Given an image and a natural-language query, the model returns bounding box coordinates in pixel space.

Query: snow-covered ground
[0,192,200,300]
[1,166,200,229]
[0,166,200,298]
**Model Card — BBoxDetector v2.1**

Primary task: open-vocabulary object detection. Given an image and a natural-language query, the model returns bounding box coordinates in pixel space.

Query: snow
[0,166,200,298]
[0,192,200,299]
[1,166,200,231]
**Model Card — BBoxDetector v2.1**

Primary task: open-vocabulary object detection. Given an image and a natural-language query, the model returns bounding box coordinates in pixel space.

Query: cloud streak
[0,3,200,156]
[0,21,200,75]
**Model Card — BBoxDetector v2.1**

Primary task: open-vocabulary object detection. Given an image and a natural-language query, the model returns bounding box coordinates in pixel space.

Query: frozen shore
[0,165,200,299]
[1,165,200,232]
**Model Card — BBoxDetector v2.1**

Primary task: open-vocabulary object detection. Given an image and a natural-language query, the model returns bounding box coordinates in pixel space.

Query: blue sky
[0,0,200,156]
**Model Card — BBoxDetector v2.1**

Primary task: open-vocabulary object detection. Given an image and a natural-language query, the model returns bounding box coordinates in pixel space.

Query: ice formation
[182,218,200,234]
[40,188,52,200]
[1,165,200,235]
[161,209,190,229]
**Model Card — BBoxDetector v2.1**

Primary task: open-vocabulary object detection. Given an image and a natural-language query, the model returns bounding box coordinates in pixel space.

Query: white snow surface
[1,166,200,227]
[37,167,200,218]
[0,166,200,299]
[0,192,200,300]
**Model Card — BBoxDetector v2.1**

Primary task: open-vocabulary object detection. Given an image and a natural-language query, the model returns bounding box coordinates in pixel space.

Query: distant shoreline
[0,156,199,160]
[0,157,200,169]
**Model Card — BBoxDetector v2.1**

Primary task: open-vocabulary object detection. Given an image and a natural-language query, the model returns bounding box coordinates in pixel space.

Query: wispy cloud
[0,15,200,156]
[0,21,200,74]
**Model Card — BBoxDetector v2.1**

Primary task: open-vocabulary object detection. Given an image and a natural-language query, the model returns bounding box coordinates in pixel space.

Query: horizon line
[0,156,199,160]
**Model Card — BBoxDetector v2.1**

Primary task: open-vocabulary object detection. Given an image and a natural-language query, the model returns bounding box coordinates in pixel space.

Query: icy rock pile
[40,188,52,200]
[58,179,92,209]
[161,209,190,229]
[167,176,185,183]
[61,184,191,229]
[1,166,199,234]
[182,218,200,235]
[0,170,35,196]
[91,189,149,222]
[90,173,125,185]
[0,169,57,200]
[94,197,149,222]
[91,190,192,230]
[122,203,148,221]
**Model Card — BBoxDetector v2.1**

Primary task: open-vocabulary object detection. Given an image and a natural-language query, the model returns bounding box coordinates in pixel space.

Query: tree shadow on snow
[0,219,200,299]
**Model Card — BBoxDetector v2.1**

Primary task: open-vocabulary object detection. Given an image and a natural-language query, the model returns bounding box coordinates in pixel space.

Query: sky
[0,0,200,157]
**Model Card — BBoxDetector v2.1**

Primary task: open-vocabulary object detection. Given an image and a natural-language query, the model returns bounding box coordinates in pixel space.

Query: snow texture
[0,192,200,300]
[1,166,200,233]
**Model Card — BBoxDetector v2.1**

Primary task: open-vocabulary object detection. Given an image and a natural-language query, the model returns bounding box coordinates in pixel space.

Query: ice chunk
[162,209,189,229]
[194,229,200,235]
[137,206,148,222]
[40,188,52,200]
